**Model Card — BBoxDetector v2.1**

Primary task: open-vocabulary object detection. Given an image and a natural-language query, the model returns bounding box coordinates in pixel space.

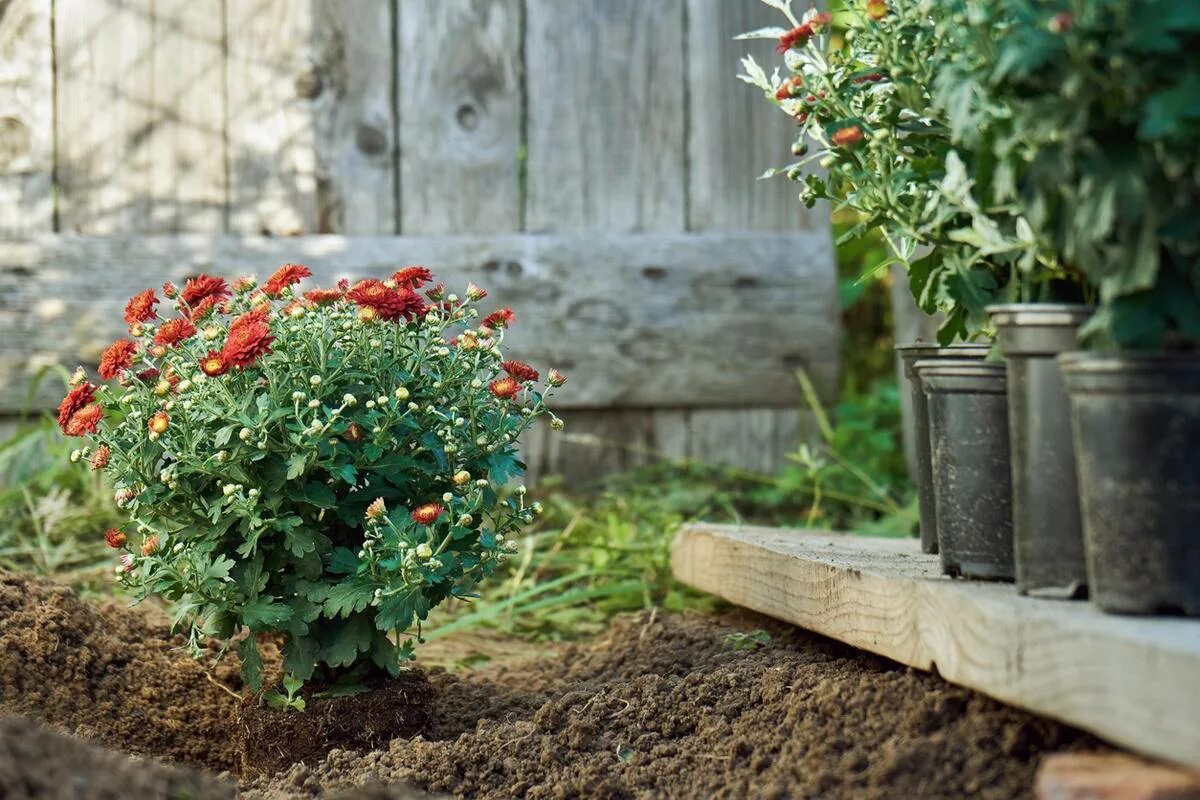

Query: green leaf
[374,587,426,633]
[286,481,338,509]
[321,615,374,668]
[322,578,376,618]
[214,425,236,449]
[241,596,292,630]
[285,453,309,481]
[238,635,264,694]
[284,527,317,558]
[327,547,360,574]
[282,633,319,681]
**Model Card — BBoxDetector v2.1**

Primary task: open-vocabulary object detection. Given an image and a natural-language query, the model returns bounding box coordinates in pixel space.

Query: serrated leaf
[733,26,789,41]
[327,547,360,575]
[286,481,338,509]
[285,453,309,481]
[322,578,376,618]
[282,633,319,681]
[241,596,292,629]
[321,616,374,668]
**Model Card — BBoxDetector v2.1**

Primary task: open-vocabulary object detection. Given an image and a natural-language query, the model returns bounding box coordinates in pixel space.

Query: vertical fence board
[311,0,396,235]
[55,0,155,233]
[226,0,318,235]
[397,0,521,235]
[0,0,53,234]
[148,0,226,232]
[524,0,685,234]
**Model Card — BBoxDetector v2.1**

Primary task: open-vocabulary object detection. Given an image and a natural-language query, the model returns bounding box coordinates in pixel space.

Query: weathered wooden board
[312,0,396,235]
[0,231,836,413]
[398,0,522,235]
[672,523,1200,769]
[225,0,319,235]
[54,0,156,233]
[524,0,686,233]
[0,0,53,234]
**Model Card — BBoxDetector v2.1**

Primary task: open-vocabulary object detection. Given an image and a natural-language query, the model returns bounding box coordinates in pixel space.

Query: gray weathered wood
[673,523,1200,770]
[686,0,820,232]
[54,0,155,233]
[524,0,686,233]
[0,0,53,234]
[0,231,836,413]
[398,0,521,235]
[891,261,943,480]
[312,0,396,234]
[225,0,318,235]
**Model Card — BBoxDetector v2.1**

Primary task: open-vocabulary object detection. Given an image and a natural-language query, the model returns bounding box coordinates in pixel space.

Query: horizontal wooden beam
[671,523,1200,769]
[0,232,836,413]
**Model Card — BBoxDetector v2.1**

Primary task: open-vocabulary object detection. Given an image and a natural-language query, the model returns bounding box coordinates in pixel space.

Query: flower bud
[395,386,409,400]
[416,542,433,559]
[453,470,471,485]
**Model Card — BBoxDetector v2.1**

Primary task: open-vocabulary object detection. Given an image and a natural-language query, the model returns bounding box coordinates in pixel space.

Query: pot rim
[1059,350,1200,375]
[913,358,1007,380]
[895,342,992,358]
[986,303,1094,328]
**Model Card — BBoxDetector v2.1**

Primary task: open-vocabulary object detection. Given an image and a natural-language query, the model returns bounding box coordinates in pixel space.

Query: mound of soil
[0,714,233,799]
[0,572,1105,799]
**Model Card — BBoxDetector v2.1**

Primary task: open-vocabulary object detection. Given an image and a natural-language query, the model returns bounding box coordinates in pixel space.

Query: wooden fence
[0,0,837,484]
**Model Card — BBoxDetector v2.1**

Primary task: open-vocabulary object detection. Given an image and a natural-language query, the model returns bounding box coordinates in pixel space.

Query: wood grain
[0,0,53,234]
[0,231,836,413]
[524,0,686,233]
[312,0,396,234]
[398,0,521,235]
[225,0,318,235]
[672,523,1200,769]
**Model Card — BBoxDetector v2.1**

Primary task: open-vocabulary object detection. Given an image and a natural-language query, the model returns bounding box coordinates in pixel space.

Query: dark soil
[0,572,1105,799]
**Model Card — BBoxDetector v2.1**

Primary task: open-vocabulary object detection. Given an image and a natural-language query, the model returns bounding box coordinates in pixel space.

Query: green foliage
[62,271,563,687]
[724,629,772,651]
[937,0,1200,349]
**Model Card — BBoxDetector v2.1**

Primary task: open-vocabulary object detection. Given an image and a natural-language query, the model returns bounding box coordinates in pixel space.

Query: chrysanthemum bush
[58,264,565,691]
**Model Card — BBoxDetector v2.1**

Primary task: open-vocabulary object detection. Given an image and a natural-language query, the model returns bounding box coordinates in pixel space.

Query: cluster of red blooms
[775,11,832,53]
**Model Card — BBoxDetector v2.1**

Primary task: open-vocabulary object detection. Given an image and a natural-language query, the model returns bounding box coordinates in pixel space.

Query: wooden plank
[0,231,837,412]
[147,0,226,232]
[54,0,155,233]
[0,0,53,234]
[685,0,822,232]
[311,0,396,235]
[397,0,521,235]
[688,407,812,475]
[225,0,318,235]
[524,0,686,233]
[672,523,1200,769]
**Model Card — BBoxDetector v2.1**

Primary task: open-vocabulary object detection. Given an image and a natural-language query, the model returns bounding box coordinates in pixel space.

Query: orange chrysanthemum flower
[64,404,103,437]
[148,412,170,434]
[482,308,516,330]
[391,265,433,290]
[231,275,257,293]
[90,445,110,471]
[262,263,313,296]
[547,368,567,387]
[199,351,229,377]
[153,318,198,347]
[221,320,274,369]
[98,340,138,380]
[58,382,97,429]
[104,528,126,548]
[304,288,343,305]
[141,535,160,556]
[365,498,387,521]
[124,289,158,325]
[502,360,540,383]
[831,125,864,147]
[489,377,520,399]
[411,503,444,525]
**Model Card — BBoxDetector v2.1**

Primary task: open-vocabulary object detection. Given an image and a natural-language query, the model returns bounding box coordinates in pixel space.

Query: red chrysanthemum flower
[179,274,231,310]
[188,296,224,321]
[482,308,516,330]
[547,368,567,387]
[104,528,126,548]
[502,360,540,382]
[199,351,230,377]
[98,340,138,380]
[124,289,158,325]
[411,503,444,525]
[231,275,257,293]
[347,280,427,322]
[148,412,170,434]
[136,368,161,383]
[304,288,343,305]
[465,283,487,301]
[777,23,813,52]
[391,265,434,290]
[153,318,198,347]
[64,403,103,437]
[831,125,864,147]
[775,76,804,101]
[489,377,520,399]
[425,282,445,301]
[262,263,313,296]
[90,445,111,471]
[221,320,274,369]
[58,382,97,429]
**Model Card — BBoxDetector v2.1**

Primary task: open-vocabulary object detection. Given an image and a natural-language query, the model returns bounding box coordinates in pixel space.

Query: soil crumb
[0,714,234,799]
[0,571,246,771]
[248,611,1104,800]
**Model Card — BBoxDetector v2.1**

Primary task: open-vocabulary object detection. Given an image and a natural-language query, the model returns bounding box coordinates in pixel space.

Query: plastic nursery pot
[989,304,1093,599]
[1060,352,1200,615]
[896,343,991,554]
[915,359,1014,581]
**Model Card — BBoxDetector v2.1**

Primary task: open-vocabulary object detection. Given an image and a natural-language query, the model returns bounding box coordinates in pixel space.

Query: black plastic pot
[896,344,991,554]
[916,359,1014,580]
[1060,352,1200,615]
[989,304,1092,599]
